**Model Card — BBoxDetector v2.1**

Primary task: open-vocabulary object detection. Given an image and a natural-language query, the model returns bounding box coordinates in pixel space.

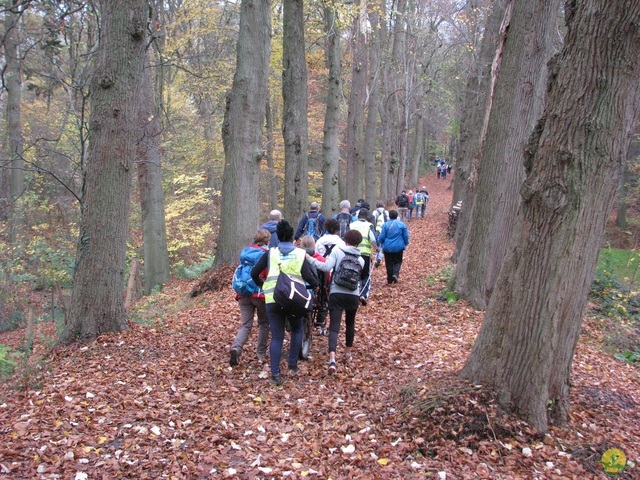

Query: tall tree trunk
[616,136,639,229]
[616,162,629,229]
[409,112,424,189]
[63,0,148,344]
[320,6,342,217]
[378,3,393,203]
[461,0,640,432]
[3,0,24,238]
[282,0,309,222]
[389,0,407,193]
[137,57,169,295]
[265,98,278,210]
[456,0,561,309]
[379,97,394,202]
[345,0,367,204]
[409,68,424,189]
[452,0,510,262]
[197,95,218,191]
[216,0,271,266]
[363,5,382,206]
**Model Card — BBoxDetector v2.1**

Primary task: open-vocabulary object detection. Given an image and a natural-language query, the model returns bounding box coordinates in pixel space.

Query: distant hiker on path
[333,200,353,239]
[259,210,282,248]
[295,202,326,242]
[395,190,410,222]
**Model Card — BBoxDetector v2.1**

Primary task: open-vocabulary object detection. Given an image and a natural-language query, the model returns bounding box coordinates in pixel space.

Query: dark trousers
[266,303,303,377]
[384,250,404,283]
[327,293,360,353]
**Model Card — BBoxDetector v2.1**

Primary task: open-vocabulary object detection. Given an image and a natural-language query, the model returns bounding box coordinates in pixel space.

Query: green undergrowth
[427,264,458,304]
[175,255,214,280]
[589,248,640,366]
[129,290,197,326]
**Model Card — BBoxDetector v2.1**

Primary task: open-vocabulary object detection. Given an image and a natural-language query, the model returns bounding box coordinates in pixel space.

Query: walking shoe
[270,374,285,386]
[391,275,398,284]
[328,361,337,375]
[374,259,381,268]
[343,352,352,364]
[288,365,299,376]
[229,349,240,367]
[359,296,367,306]
[257,353,266,363]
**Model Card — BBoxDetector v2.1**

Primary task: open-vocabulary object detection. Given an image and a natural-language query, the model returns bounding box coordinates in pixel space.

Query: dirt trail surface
[1,175,639,479]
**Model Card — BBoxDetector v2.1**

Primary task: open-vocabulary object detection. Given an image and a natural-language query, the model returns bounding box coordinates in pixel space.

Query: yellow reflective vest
[349,221,375,256]
[262,247,306,304]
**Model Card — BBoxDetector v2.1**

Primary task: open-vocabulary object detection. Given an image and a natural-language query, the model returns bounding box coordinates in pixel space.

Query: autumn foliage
[0,176,638,478]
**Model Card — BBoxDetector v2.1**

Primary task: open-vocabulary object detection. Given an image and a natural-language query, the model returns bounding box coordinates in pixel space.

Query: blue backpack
[232,246,266,296]
[305,215,320,240]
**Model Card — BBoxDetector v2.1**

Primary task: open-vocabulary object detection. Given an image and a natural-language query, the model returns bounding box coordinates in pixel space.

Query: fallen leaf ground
[1,176,639,479]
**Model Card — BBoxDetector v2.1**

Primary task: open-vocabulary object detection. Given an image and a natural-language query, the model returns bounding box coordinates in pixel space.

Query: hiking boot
[359,296,367,306]
[391,275,398,284]
[257,353,267,363]
[270,374,285,386]
[374,259,381,268]
[229,349,240,367]
[328,361,337,375]
[288,365,299,376]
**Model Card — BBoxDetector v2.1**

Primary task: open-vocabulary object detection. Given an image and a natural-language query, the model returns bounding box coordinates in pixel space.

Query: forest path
[1,173,639,479]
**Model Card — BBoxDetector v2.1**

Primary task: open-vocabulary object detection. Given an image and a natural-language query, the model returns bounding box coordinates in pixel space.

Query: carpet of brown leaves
[1,176,639,479]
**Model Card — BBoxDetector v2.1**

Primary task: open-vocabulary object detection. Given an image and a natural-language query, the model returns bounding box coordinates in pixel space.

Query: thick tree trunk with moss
[461,0,640,432]
[282,0,309,222]
[320,6,341,217]
[216,0,271,266]
[456,0,561,309]
[63,0,148,344]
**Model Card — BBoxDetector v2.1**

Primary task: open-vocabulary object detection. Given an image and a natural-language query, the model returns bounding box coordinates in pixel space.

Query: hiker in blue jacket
[378,210,410,284]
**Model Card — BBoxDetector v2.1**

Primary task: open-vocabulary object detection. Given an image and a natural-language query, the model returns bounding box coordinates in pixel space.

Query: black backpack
[397,194,409,208]
[333,251,362,290]
[336,212,352,239]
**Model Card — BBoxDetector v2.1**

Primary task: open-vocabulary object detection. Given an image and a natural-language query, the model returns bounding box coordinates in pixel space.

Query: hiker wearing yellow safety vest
[348,209,378,306]
[251,220,319,386]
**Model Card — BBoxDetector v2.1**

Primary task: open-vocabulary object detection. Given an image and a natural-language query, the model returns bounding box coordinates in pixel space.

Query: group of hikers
[435,158,451,180]
[229,193,425,386]
[393,186,430,222]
